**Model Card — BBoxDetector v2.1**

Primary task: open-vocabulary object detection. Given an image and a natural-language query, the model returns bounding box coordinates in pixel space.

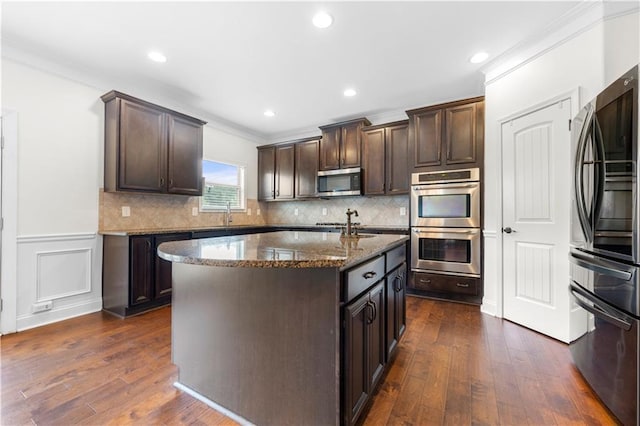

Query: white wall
[1,59,261,330]
[482,11,639,316]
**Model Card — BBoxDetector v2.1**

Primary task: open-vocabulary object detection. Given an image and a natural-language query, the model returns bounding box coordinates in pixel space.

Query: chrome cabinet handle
[456,282,470,288]
[363,271,377,279]
[160,177,165,187]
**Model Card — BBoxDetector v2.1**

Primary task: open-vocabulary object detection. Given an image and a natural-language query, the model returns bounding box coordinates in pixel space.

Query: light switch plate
[322,208,327,216]
[192,207,199,216]
[247,208,252,216]
[294,208,299,216]
[122,206,130,217]
[400,207,407,216]
[257,209,261,216]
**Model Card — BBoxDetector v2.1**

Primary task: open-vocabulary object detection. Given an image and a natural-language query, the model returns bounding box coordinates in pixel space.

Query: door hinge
[569,119,572,131]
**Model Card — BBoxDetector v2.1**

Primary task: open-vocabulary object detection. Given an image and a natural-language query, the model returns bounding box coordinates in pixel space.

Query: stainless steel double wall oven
[410,168,481,277]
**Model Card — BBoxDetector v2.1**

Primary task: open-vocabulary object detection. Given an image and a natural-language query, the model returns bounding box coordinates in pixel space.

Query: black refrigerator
[569,64,639,426]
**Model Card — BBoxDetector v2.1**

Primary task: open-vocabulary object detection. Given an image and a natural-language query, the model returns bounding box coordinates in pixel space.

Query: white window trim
[200,160,247,212]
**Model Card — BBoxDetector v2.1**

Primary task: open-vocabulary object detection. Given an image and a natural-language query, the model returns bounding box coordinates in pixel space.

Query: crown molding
[2,39,268,144]
[481,1,621,85]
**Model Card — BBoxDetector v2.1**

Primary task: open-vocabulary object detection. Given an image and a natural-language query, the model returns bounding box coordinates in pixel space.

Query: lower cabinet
[342,243,407,426]
[411,270,482,305]
[103,232,190,317]
[343,281,385,426]
[386,262,407,359]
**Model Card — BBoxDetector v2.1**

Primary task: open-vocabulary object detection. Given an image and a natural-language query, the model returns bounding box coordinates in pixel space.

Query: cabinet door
[130,236,153,306]
[119,100,166,192]
[396,263,407,341]
[386,124,409,194]
[386,263,406,360]
[362,128,386,195]
[411,108,442,169]
[341,123,362,169]
[257,147,275,200]
[154,233,191,299]
[344,292,370,426]
[275,145,295,200]
[295,139,319,198]
[167,115,203,195]
[368,282,385,391]
[445,103,477,165]
[320,127,341,170]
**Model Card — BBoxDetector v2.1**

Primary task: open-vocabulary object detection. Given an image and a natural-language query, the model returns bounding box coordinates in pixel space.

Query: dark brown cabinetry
[102,91,206,196]
[343,281,385,426]
[412,271,481,304]
[319,118,371,170]
[103,232,190,317]
[386,262,407,359]
[295,138,320,198]
[407,97,484,172]
[257,144,295,201]
[362,121,409,195]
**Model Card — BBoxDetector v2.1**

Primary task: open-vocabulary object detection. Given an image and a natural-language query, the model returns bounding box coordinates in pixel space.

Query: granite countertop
[157,230,409,270]
[100,224,409,236]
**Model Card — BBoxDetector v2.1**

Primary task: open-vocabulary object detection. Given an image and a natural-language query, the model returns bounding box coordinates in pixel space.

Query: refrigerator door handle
[592,114,607,226]
[569,251,634,281]
[570,284,632,330]
[574,105,595,242]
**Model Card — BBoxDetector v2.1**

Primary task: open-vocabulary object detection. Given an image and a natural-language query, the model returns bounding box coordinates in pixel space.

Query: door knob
[502,227,516,234]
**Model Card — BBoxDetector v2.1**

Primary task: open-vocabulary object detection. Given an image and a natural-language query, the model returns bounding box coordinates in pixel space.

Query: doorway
[501,96,573,343]
[1,110,18,334]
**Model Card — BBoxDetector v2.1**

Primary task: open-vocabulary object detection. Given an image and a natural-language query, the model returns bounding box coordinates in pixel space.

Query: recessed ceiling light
[148,51,167,63]
[469,51,489,64]
[313,12,333,28]
[264,110,275,117]
[343,88,357,97]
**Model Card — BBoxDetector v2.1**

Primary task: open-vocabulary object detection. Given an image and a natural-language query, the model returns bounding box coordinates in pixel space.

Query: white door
[502,99,572,343]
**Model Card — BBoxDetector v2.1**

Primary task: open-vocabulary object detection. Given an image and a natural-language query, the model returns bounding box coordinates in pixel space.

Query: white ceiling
[1,1,592,142]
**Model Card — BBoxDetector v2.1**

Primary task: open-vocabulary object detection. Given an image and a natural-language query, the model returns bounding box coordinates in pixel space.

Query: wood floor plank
[1,297,618,426]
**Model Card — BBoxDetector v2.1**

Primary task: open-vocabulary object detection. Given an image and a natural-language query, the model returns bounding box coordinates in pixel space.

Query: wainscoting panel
[17,233,103,331]
[481,230,499,317]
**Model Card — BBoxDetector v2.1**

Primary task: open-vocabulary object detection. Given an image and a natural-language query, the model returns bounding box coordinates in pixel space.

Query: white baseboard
[173,381,254,426]
[16,298,103,331]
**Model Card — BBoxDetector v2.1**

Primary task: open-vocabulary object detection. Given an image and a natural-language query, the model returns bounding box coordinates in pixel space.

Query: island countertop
[157,230,408,270]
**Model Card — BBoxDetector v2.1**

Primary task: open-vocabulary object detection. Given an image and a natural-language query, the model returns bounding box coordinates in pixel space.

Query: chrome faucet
[345,208,359,236]
[225,201,233,227]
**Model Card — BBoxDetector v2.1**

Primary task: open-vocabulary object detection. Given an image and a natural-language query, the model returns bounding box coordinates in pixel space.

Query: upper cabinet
[407,97,484,172]
[257,144,295,201]
[319,118,371,170]
[362,121,409,195]
[295,138,320,198]
[102,91,206,196]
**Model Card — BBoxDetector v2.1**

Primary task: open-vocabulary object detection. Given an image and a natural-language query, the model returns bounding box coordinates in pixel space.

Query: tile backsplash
[99,190,409,231]
[265,195,410,227]
[99,190,267,231]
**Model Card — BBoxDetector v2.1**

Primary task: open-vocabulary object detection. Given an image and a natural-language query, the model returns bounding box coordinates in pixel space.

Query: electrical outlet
[257,209,261,216]
[192,207,199,216]
[33,301,52,313]
[121,206,130,217]
[322,208,327,216]
[294,208,299,216]
[400,207,407,216]
[247,208,252,216]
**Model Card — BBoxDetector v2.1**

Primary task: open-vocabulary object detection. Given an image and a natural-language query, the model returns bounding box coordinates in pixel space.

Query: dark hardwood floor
[1,296,616,425]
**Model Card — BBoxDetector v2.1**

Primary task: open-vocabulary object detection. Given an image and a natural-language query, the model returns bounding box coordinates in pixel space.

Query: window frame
[199,159,247,212]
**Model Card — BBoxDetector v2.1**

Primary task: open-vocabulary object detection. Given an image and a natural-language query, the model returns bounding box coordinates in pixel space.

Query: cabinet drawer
[413,272,479,296]
[345,255,385,302]
[386,244,406,272]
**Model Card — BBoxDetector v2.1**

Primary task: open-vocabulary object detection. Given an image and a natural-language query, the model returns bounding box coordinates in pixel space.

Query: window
[201,160,246,210]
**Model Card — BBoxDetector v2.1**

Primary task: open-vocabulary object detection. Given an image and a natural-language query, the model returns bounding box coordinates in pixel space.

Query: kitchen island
[157,230,409,426]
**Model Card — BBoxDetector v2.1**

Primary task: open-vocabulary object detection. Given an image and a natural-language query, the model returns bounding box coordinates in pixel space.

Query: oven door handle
[570,284,632,331]
[413,228,479,235]
[412,183,477,191]
[569,251,633,281]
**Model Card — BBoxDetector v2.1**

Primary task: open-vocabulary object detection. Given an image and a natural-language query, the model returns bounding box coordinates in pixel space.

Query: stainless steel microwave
[317,167,362,197]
